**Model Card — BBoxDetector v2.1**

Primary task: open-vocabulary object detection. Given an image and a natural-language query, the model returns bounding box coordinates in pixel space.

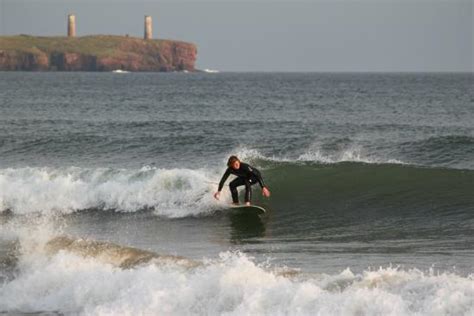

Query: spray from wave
[0,166,232,217]
[233,133,474,170]
[233,145,406,165]
[0,228,472,316]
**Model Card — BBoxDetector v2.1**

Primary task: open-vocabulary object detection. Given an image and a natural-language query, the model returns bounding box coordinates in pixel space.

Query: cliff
[0,35,197,72]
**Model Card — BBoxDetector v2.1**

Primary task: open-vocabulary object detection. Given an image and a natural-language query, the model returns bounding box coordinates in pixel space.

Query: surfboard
[230,204,266,214]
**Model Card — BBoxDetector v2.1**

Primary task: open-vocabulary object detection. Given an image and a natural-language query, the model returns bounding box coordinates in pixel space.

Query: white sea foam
[296,146,405,165]
[234,146,406,165]
[0,236,472,316]
[203,68,219,73]
[0,166,230,216]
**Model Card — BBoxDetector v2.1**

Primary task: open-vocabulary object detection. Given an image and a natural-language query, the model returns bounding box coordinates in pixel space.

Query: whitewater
[0,222,472,316]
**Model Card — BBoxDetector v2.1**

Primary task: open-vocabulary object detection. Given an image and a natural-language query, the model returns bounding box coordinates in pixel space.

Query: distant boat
[112,69,130,73]
[203,68,219,73]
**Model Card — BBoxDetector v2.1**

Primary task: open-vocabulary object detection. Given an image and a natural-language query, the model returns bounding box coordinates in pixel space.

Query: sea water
[0,72,473,315]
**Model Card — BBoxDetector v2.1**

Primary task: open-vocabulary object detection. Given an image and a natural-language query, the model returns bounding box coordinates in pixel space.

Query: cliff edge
[0,35,197,72]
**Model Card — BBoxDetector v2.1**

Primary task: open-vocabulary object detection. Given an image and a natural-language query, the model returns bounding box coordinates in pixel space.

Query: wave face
[0,234,472,316]
[44,236,200,269]
[266,161,474,213]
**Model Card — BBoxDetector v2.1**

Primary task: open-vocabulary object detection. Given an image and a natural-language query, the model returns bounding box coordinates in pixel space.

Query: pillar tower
[144,16,152,40]
[67,14,76,37]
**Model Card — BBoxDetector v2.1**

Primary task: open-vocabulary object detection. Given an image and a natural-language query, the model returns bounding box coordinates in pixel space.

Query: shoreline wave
[0,233,472,316]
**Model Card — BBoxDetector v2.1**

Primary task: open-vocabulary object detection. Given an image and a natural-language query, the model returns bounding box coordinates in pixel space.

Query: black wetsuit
[218,162,266,203]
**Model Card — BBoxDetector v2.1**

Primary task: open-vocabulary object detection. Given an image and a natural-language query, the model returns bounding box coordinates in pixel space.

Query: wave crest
[233,146,405,165]
[0,166,223,217]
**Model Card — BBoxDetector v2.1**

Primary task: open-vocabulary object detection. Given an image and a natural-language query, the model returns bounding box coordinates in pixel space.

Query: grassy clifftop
[0,35,197,71]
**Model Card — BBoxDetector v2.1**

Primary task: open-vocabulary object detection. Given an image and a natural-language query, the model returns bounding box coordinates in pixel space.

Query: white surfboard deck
[229,204,266,214]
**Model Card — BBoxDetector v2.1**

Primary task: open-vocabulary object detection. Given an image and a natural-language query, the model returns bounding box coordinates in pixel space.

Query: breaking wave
[233,146,406,166]
[0,233,472,316]
[1,150,473,217]
[0,166,228,217]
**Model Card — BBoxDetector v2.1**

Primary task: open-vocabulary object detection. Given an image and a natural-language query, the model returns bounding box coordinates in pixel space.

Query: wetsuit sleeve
[248,165,266,188]
[217,168,231,192]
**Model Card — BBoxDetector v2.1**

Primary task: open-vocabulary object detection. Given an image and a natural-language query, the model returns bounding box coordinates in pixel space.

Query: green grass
[0,35,175,57]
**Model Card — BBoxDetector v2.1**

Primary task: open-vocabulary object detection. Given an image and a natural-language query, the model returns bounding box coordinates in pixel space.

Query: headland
[0,35,197,72]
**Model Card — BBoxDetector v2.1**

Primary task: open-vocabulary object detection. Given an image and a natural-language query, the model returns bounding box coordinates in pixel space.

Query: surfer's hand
[262,187,271,198]
[213,191,221,200]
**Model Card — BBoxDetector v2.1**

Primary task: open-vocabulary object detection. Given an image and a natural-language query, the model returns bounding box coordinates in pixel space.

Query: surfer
[214,155,271,206]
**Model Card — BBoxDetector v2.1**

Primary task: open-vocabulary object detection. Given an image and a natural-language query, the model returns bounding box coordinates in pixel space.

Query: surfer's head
[227,155,240,170]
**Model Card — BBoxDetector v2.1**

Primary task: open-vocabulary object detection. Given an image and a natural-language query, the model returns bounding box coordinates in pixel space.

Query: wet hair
[227,155,240,167]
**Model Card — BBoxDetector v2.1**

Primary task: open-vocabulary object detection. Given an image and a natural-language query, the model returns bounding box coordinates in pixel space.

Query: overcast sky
[0,0,472,72]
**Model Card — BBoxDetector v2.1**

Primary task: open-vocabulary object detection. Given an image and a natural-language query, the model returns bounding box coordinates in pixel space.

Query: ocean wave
[0,166,231,217]
[296,147,405,165]
[0,235,472,316]
[233,146,406,166]
[232,133,474,169]
[45,236,200,269]
[397,135,474,169]
[1,158,473,217]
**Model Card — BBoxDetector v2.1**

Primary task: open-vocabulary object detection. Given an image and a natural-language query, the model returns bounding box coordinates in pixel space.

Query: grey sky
[0,0,472,72]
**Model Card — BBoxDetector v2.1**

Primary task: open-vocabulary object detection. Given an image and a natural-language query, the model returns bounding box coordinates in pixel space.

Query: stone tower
[67,14,76,37]
[144,16,152,40]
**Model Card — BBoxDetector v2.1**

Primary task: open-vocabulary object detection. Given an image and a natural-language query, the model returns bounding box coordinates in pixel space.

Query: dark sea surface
[0,72,473,315]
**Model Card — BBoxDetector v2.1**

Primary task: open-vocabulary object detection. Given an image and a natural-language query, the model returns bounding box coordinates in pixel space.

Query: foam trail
[0,166,228,217]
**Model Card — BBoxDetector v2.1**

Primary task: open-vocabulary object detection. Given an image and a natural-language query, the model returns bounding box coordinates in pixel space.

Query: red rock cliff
[0,35,197,72]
